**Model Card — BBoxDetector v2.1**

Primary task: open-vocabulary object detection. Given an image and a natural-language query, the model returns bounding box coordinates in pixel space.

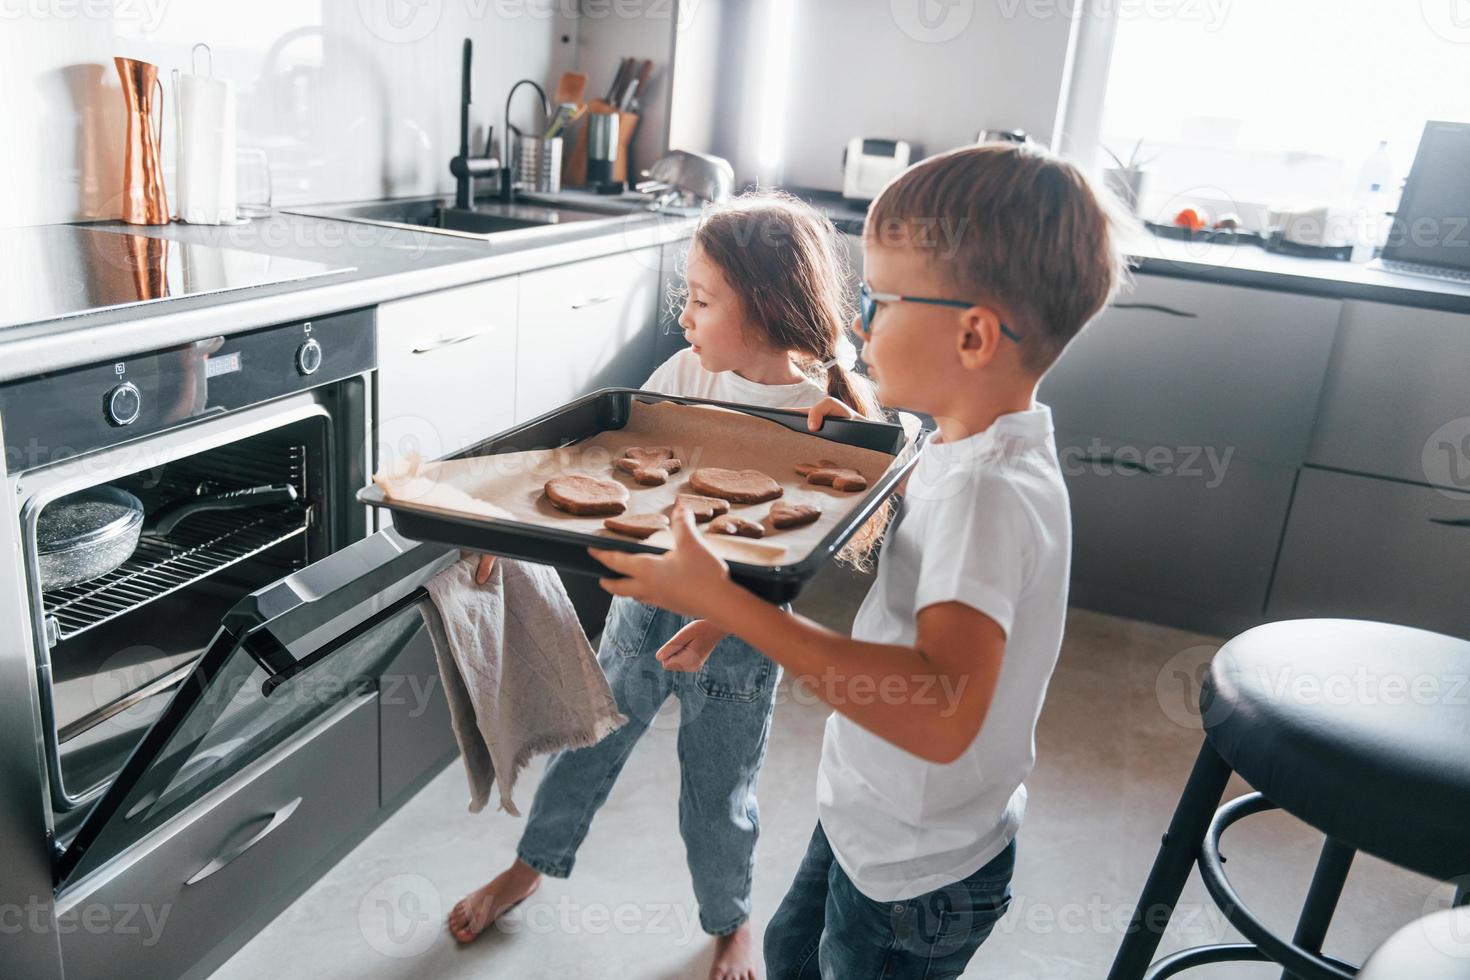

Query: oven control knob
[296,338,323,376]
[104,382,142,426]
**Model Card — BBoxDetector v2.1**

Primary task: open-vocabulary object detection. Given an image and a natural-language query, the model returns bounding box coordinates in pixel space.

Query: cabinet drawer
[1060,429,1295,615]
[515,248,660,421]
[1039,275,1339,464]
[380,620,456,804]
[378,276,519,467]
[57,693,379,980]
[1307,300,1470,486]
[1268,467,1470,638]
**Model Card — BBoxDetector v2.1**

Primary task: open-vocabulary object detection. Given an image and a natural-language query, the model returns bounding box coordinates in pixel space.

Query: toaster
[842,138,917,202]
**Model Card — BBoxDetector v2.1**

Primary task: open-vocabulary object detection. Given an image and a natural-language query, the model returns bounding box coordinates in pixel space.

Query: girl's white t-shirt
[643,348,828,410]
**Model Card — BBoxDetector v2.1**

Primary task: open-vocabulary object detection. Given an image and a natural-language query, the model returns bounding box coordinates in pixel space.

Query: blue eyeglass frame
[859,282,1023,342]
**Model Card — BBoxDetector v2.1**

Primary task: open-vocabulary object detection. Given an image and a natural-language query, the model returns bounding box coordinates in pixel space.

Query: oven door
[53,527,455,890]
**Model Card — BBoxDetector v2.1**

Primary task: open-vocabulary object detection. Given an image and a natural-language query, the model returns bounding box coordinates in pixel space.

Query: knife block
[562,99,639,187]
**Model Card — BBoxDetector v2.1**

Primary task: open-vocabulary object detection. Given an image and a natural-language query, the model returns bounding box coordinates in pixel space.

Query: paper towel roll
[174,73,237,224]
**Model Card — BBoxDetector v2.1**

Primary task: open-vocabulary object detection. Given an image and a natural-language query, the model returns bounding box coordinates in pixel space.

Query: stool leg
[1280,837,1355,980]
[1106,741,1233,980]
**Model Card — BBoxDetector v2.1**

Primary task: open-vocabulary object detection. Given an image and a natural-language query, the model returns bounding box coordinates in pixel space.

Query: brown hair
[687,190,882,420]
[866,142,1135,373]
[684,190,890,568]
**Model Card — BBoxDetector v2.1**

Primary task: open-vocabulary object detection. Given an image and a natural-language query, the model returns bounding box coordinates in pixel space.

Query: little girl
[447,191,881,980]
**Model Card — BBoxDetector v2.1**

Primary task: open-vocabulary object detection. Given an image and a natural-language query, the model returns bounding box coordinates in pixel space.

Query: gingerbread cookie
[708,515,765,539]
[689,467,784,504]
[795,459,868,492]
[769,501,822,529]
[675,493,730,523]
[603,512,670,539]
[545,475,629,516]
[615,447,684,487]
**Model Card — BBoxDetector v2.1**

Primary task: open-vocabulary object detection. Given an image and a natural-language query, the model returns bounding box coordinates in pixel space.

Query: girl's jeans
[517,595,781,936]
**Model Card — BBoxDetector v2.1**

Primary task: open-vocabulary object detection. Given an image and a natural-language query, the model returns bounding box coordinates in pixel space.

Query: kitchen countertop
[789,185,1470,316]
[0,202,696,384]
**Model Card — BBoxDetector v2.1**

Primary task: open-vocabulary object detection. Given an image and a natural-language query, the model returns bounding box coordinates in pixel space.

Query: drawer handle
[412,331,488,354]
[1429,517,1470,529]
[569,293,618,310]
[185,796,303,886]
[1075,451,1162,476]
[1112,302,1200,319]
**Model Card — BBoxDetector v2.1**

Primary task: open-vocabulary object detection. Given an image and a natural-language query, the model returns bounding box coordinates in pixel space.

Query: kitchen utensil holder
[515,135,563,194]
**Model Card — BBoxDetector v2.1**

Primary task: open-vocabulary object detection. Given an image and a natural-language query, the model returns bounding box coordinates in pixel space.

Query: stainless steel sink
[283,196,643,244]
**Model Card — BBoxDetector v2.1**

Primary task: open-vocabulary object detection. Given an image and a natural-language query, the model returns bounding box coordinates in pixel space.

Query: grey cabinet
[1040,275,1340,465]
[1268,467,1470,638]
[56,694,379,980]
[514,247,662,420]
[379,621,457,805]
[1059,429,1297,626]
[1307,300,1470,488]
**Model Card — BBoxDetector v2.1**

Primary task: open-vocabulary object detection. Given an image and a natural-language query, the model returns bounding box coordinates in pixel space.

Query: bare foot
[447,859,542,944]
[710,921,759,980]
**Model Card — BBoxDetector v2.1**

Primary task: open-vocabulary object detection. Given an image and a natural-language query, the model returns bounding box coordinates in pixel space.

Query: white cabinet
[376,276,519,468]
[514,247,661,421]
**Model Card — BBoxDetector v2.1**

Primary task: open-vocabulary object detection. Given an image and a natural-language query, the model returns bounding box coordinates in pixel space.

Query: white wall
[768,0,1078,190]
[0,0,578,227]
[570,0,680,180]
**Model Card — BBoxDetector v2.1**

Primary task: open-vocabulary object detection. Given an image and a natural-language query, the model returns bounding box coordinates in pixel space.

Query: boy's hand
[588,506,732,620]
[655,619,724,672]
[806,396,858,432]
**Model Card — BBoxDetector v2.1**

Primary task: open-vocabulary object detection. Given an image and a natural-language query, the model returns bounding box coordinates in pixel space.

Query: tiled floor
[214,564,1445,979]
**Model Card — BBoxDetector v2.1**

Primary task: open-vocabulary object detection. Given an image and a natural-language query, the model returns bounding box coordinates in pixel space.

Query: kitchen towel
[420,554,626,816]
[173,71,237,224]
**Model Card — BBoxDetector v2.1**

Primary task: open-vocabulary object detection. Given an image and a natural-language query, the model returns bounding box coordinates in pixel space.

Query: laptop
[1373,120,1470,284]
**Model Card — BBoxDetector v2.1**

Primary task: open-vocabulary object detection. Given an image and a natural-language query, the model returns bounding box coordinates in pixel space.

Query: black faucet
[501,78,550,204]
[449,38,499,210]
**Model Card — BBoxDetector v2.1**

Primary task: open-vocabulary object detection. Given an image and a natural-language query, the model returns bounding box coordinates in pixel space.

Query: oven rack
[42,508,309,645]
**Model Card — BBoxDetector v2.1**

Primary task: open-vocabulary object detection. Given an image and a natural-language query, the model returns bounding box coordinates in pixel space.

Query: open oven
[1,309,453,895]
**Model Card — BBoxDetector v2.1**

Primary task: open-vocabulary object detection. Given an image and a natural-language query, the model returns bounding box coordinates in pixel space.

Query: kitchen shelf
[42,509,309,644]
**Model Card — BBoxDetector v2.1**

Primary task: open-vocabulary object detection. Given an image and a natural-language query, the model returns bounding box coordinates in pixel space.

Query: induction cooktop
[0,224,355,328]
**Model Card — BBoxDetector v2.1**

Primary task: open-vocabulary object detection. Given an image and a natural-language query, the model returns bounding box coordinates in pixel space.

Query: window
[1094,1,1470,229]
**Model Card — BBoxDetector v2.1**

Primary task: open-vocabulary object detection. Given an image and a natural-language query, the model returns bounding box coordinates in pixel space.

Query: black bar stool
[1108,619,1470,979]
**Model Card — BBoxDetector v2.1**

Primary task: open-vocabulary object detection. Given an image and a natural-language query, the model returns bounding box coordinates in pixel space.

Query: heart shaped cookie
[689,467,784,504]
[603,512,670,539]
[675,493,730,523]
[545,475,629,516]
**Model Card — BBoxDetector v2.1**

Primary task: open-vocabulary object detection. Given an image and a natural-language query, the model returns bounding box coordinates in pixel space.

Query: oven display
[205,351,243,378]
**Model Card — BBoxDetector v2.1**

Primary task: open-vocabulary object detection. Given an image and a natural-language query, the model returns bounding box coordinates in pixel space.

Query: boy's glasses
[859,282,1022,343]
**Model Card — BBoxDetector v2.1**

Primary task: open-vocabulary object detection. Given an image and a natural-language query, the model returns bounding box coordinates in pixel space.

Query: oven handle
[184,796,303,885]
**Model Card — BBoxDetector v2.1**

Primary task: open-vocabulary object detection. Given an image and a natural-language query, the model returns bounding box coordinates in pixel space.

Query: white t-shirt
[816,403,1071,902]
[643,347,828,410]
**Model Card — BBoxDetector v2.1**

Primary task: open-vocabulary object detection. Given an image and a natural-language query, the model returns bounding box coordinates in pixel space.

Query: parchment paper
[375,400,901,567]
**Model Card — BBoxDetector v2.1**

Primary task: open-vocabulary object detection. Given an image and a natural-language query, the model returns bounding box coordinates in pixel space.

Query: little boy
[590,143,1131,978]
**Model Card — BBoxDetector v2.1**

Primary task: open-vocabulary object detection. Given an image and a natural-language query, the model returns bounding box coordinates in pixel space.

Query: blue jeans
[764,823,1015,980]
[517,595,781,935]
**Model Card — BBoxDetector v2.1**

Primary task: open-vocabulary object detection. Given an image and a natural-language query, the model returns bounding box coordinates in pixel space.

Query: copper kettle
[115,57,169,225]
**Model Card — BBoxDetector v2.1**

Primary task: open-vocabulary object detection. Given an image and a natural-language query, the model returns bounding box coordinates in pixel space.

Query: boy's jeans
[517,595,781,936]
[765,822,1015,980]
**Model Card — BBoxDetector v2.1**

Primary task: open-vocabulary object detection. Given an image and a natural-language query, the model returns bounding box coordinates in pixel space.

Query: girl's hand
[459,551,497,585]
[588,506,732,619]
[655,619,725,673]
[806,396,858,432]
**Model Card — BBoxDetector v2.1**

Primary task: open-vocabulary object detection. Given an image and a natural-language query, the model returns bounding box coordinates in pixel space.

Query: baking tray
[358,388,928,603]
